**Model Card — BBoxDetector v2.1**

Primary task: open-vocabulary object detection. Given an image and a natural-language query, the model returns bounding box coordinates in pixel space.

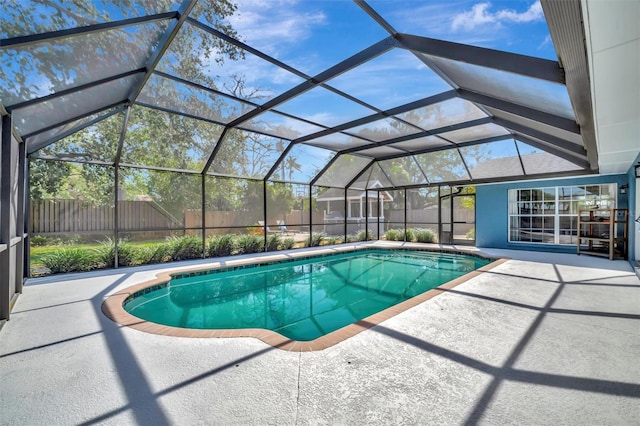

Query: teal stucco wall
[476,174,630,254]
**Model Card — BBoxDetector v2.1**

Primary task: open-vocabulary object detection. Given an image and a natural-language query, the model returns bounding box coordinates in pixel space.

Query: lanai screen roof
[0,0,595,190]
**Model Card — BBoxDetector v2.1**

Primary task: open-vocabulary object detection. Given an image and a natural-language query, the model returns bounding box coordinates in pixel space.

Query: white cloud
[537,34,552,50]
[451,1,544,31]
[226,0,326,58]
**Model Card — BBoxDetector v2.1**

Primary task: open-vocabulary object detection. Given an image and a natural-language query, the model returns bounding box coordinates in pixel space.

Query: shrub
[140,244,172,265]
[465,227,475,240]
[167,235,203,261]
[307,232,325,247]
[236,234,264,254]
[413,228,436,243]
[40,247,98,274]
[31,235,54,247]
[266,234,282,252]
[356,230,372,242]
[324,237,338,246]
[404,228,415,242]
[384,229,403,241]
[206,234,236,257]
[96,239,143,267]
[281,238,295,250]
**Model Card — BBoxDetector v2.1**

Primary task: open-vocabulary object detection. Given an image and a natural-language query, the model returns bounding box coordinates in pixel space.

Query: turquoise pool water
[124,249,490,341]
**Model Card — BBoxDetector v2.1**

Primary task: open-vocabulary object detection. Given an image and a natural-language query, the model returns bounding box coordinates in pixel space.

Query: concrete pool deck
[1,242,639,425]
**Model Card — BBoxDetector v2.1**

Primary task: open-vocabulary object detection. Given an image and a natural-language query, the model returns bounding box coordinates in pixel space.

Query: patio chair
[257,220,271,234]
[276,220,292,235]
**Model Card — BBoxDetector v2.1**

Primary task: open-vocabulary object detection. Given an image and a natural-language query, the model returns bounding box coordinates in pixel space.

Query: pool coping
[102,243,508,352]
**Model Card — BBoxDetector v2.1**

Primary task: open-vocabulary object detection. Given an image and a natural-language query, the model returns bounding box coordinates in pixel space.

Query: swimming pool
[117,248,493,345]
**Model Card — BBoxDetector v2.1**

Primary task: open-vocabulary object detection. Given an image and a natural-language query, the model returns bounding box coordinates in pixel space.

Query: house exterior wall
[476,174,630,254]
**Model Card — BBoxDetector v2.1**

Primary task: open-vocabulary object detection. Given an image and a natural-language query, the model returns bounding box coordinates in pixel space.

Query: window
[508,184,616,245]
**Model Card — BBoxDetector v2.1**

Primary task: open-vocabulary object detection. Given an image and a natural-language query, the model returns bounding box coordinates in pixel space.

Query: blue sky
[218,0,555,67]
[192,0,559,132]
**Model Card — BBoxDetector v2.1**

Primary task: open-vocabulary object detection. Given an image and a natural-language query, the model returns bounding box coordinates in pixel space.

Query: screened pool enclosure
[1,1,597,290]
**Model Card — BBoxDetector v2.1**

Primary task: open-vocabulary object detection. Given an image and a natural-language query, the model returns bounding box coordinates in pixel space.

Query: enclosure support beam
[344,190,348,243]
[15,140,26,293]
[0,114,11,321]
[24,154,31,279]
[113,166,120,268]
[337,117,491,156]
[127,0,198,104]
[201,174,207,258]
[309,187,313,244]
[0,114,21,321]
[404,189,408,242]
[396,33,564,84]
[263,181,268,252]
[0,12,178,49]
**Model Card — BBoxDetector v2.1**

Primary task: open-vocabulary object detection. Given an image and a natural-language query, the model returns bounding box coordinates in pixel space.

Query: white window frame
[508,184,617,245]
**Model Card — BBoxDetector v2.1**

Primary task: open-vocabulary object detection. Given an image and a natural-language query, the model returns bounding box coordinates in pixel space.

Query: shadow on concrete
[362,262,640,425]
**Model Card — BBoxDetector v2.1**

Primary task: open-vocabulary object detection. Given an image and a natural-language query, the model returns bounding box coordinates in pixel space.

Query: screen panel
[461,139,524,180]
[121,106,223,171]
[1,21,169,107]
[423,54,575,120]
[271,144,335,184]
[394,97,487,131]
[138,73,252,124]
[314,154,372,188]
[31,111,124,163]
[208,129,291,179]
[414,149,470,183]
[517,141,584,174]
[326,48,451,111]
[14,73,143,136]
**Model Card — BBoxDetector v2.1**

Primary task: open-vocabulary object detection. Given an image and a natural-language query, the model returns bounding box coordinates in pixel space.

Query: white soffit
[583,0,640,174]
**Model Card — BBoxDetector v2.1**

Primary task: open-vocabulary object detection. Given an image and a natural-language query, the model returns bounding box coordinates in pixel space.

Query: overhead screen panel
[274,86,376,128]
[351,162,393,190]
[378,156,427,187]
[516,141,583,174]
[483,106,584,146]
[0,1,180,39]
[386,135,451,151]
[325,48,451,111]
[191,1,389,76]
[356,145,406,158]
[314,154,372,188]
[138,74,251,124]
[414,149,470,183]
[241,111,326,140]
[272,144,336,184]
[13,73,144,136]
[25,108,120,153]
[0,21,170,107]
[208,128,291,179]
[423,54,575,120]
[393,97,487,131]
[344,117,422,142]
[156,22,305,103]
[121,106,223,171]
[438,123,510,143]
[30,110,124,163]
[461,139,524,180]
[304,132,372,151]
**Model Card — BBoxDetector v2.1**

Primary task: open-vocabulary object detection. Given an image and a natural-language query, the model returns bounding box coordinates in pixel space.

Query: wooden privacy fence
[184,209,325,234]
[30,199,183,234]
